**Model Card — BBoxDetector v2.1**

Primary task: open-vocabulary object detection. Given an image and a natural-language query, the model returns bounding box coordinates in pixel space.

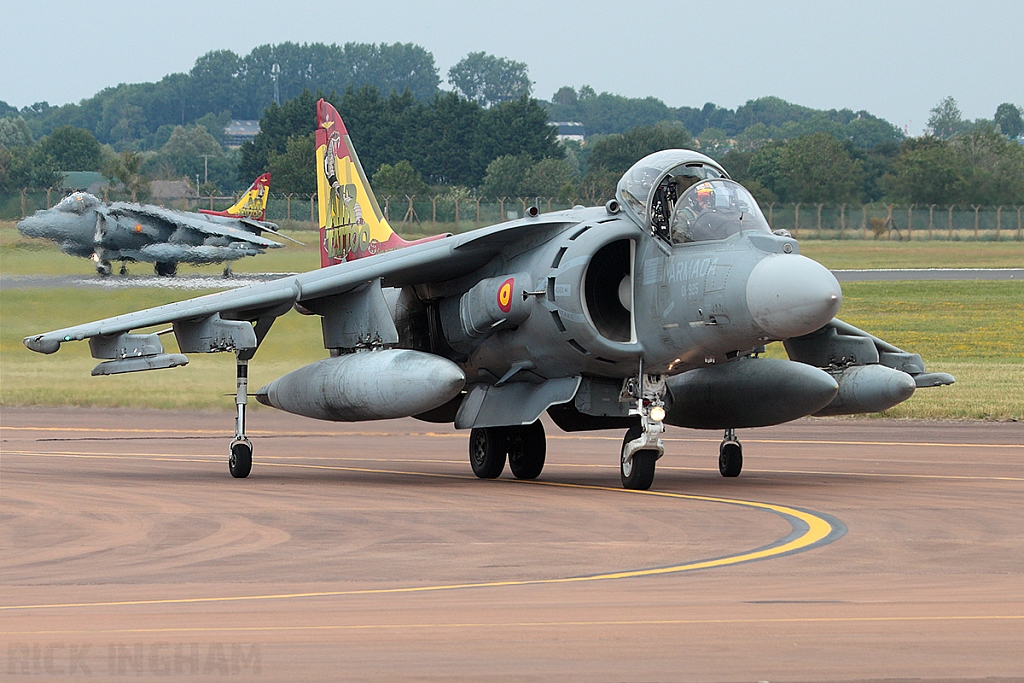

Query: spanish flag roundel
[497,278,514,313]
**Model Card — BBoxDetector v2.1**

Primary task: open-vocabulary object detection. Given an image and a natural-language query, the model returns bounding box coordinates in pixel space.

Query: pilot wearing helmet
[694,183,716,213]
[650,172,706,240]
[670,182,720,243]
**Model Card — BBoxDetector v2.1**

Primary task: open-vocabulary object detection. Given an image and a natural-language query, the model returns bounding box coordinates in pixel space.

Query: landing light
[650,405,666,422]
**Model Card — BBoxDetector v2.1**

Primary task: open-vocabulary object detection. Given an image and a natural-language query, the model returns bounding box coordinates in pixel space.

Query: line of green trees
[0,118,241,195]
[0,43,533,152]
[721,99,1024,206]
[238,88,561,194]
[1,33,1021,208]
[3,93,1021,207]
[547,89,905,148]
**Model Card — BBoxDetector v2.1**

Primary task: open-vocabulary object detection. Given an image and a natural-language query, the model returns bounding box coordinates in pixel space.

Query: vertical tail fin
[200,173,271,220]
[315,98,446,267]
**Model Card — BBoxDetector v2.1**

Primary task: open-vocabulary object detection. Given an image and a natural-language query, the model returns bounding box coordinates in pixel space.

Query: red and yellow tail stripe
[200,174,271,220]
[315,98,445,267]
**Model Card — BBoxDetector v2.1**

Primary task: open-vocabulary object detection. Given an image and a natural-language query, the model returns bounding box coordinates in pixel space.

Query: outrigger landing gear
[719,428,742,477]
[619,361,667,491]
[229,353,253,478]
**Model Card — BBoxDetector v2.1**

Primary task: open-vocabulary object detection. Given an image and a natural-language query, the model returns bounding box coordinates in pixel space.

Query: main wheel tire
[508,421,546,480]
[229,441,252,478]
[620,425,656,490]
[96,262,112,277]
[719,440,742,477]
[155,261,177,277]
[469,427,506,479]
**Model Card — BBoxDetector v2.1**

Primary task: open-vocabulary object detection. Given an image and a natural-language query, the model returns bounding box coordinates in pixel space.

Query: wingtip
[24,335,61,354]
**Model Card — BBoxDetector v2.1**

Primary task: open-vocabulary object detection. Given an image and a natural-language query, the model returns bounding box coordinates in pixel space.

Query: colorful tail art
[316,98,446,267]
[199,173,271,220]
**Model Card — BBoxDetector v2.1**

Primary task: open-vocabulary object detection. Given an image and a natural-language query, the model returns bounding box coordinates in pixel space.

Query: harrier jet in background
[24,99,954,489]
[17,173,299,276]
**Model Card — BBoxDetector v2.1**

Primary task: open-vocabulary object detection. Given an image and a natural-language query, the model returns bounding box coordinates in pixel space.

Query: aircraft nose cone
[746,254,842,340]
[16,215,46,238]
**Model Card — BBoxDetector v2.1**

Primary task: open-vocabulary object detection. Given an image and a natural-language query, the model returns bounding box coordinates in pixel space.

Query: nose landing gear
[719,428,742,477]
[620,425,657,490]
[619,364,667,490]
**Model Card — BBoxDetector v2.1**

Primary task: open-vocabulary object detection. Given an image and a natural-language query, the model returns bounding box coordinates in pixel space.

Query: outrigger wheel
[229,354,252,478]
[719,428,742,477]
[229,439,253,478]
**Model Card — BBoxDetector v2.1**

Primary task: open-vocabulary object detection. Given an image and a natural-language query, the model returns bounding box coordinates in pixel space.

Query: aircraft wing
[108,203,284,249]
[235,217,305,245]
[24,214,578,357]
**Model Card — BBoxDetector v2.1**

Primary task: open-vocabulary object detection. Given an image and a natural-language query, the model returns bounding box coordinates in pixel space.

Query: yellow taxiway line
[0,455,838,612]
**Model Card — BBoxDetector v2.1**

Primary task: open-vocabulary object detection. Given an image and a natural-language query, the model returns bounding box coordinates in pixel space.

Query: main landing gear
[229,353,253,478]
[155,261,177,277]
[719,428,742,477]
[469,421,546,480]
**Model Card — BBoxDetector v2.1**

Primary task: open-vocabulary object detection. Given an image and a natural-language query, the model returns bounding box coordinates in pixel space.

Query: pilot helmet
[694,183,715,208]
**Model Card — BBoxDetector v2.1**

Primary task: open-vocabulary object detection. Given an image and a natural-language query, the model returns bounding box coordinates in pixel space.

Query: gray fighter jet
[17,174,294,276]
[23,99,954,490]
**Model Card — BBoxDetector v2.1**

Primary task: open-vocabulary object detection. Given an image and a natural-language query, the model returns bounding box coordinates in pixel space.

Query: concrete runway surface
[1,408,1022,682]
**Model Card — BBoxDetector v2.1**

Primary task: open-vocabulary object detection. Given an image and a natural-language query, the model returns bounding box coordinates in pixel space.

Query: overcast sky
[3,0,1020,135]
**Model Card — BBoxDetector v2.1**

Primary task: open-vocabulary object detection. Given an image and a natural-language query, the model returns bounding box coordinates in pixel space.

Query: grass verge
[2,281,1021,419]
[4,221,1024,277]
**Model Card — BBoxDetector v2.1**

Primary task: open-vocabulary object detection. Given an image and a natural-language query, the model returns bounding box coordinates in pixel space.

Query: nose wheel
[620,425,657,490]
[719,429,742,477]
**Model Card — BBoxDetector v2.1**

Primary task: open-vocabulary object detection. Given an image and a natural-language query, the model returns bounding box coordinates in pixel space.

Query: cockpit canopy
[669,179,771,244]
[616,150,727,231]
[55,192,101,214]
[615,150,772,244]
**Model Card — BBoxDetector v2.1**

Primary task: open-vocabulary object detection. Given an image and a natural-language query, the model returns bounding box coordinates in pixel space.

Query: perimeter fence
[3,189,1022,241]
